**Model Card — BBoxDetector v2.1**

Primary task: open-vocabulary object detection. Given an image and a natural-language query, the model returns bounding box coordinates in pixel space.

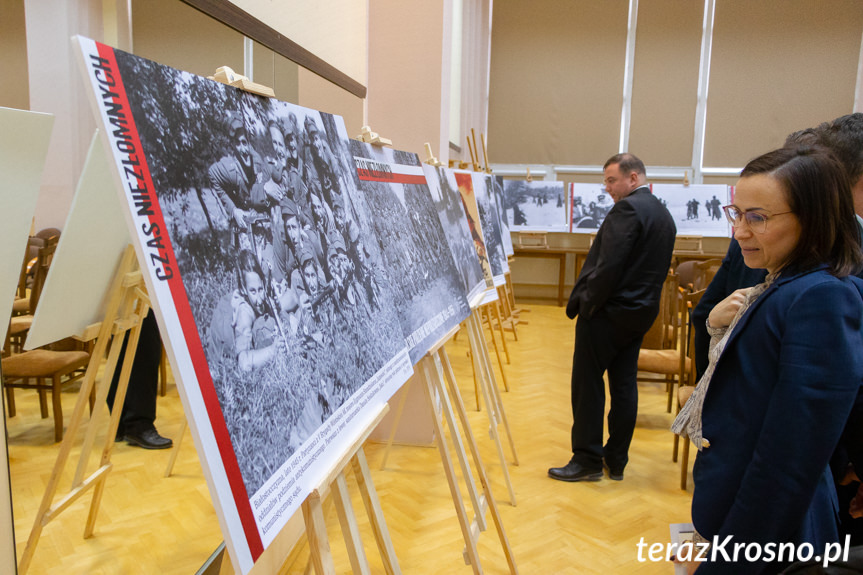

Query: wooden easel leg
[467,314,518,506]
[85,299,149,538]
[16,246,143,574]
[465,329,481,411]
[352,448,401,575]
[73,298,137,487]
[482,307,510,391]
[493,302,511,360]
[437,347,519,574]
[497,285,519,341]
[378,378,412,471]
[419,361,483,574]
[302,490,336,575]
[331,471,371,575]
[423,357,485,533]
[490,304,511,386]
[165,419,187,478]
[470,313,519,467]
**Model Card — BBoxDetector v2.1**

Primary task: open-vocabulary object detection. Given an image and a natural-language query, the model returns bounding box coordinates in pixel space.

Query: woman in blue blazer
[673,146,863,574]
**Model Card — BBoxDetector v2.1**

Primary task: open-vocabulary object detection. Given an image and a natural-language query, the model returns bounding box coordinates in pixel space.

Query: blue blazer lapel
[715,267,825,355]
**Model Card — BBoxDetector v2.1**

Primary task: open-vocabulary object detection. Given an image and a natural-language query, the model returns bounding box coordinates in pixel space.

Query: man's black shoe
[603,461,624,481]
[125,428,173,450]
[548,460,602,482]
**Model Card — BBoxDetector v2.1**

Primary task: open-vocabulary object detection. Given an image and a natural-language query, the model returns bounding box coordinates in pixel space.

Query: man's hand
[233,207,247,228]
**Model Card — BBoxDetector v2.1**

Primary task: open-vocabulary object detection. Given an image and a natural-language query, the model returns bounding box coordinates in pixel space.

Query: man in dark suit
[549,153,676,482]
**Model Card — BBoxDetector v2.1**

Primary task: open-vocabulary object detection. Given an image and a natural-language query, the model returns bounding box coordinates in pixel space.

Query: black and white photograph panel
[472,172,509,285]
[651,184,731,237]
[423,164,487,305]
[503,179,568,231]
[569,183,614,231]
[346,142,471,364]
[93,41,413,556]
[492,175,514,257]
[451,170,495,289]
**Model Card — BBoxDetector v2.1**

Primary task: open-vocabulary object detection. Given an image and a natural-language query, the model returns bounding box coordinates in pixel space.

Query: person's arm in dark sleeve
[575,202,641,320]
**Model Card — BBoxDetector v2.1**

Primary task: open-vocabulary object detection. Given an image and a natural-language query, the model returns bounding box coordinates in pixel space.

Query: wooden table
[513,246,726,307]
[512,246,585,306]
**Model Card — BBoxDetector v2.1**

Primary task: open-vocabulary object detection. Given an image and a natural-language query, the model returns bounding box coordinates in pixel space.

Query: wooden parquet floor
[7,303,693,574]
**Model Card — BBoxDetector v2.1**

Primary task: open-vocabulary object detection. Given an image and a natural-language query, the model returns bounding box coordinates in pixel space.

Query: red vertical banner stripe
[93,41,264,559]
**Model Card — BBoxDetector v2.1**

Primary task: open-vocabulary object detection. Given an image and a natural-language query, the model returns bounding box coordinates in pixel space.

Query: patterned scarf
[671,274,777,450]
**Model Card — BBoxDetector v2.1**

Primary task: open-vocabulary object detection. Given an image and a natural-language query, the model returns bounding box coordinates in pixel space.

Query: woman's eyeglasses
[722,205,792,234]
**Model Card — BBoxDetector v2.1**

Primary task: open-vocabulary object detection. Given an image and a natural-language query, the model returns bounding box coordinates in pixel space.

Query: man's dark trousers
[106,310,160,435]
[570,311,644,472]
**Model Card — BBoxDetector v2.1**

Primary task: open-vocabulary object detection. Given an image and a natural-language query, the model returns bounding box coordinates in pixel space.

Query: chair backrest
[642,271,677,350]
[28,235,59,312]
[694,259,722,291]
[675,260,699,291]
[678,289,706,388]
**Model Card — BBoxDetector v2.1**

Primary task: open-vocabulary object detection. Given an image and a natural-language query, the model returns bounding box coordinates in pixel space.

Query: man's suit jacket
[692,266,863,574]
[566,186,676,334]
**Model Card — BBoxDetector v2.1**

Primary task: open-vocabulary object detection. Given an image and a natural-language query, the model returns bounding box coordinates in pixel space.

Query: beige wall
[133,0,360,135]
[367,0,445,159]
[252,43,299,104]
[297,68,364,139]
[0,0,29,110]
[132,0,245,78]
[228,0,367,86]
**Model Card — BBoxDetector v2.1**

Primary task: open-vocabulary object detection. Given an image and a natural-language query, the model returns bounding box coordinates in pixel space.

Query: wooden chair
[637,288,686,412]
[11,236,44,316]
[7,236,58,352]
[636,272,681,411]
[2,340,91,442]
[638,271,678,352]
[670,289,706,490]
[676,258,722,293]
[693,258,722,291]
[675,260,699,292]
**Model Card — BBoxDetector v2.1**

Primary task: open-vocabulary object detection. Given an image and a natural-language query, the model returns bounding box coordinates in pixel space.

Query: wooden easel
[418,329,517,574]
[480,298,511,367]
[207,407,400,575]
[379,324,517,574]
[285,125,400,574]
[376,145,518,572]
[17,245,149,574]
[464,304,519,506]
[299,406,400,575]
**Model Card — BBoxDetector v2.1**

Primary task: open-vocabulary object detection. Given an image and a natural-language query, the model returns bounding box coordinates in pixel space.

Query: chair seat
[637,349,690,375]
[9,315,33,335]
[2,349,90,377]
[12,297,29,315]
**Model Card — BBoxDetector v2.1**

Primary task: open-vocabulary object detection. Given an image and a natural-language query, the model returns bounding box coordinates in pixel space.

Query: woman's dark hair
[740,145,862,277]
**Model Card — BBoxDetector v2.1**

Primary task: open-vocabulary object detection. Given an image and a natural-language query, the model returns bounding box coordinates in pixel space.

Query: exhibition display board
[0,106,55,575]
[570,182,730,236]
[74,37,417,573]
[503,179,568,232]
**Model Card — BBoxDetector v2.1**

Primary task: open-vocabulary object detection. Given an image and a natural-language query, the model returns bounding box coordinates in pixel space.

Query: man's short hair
[604,153,646,176]
[785,113,863,184]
